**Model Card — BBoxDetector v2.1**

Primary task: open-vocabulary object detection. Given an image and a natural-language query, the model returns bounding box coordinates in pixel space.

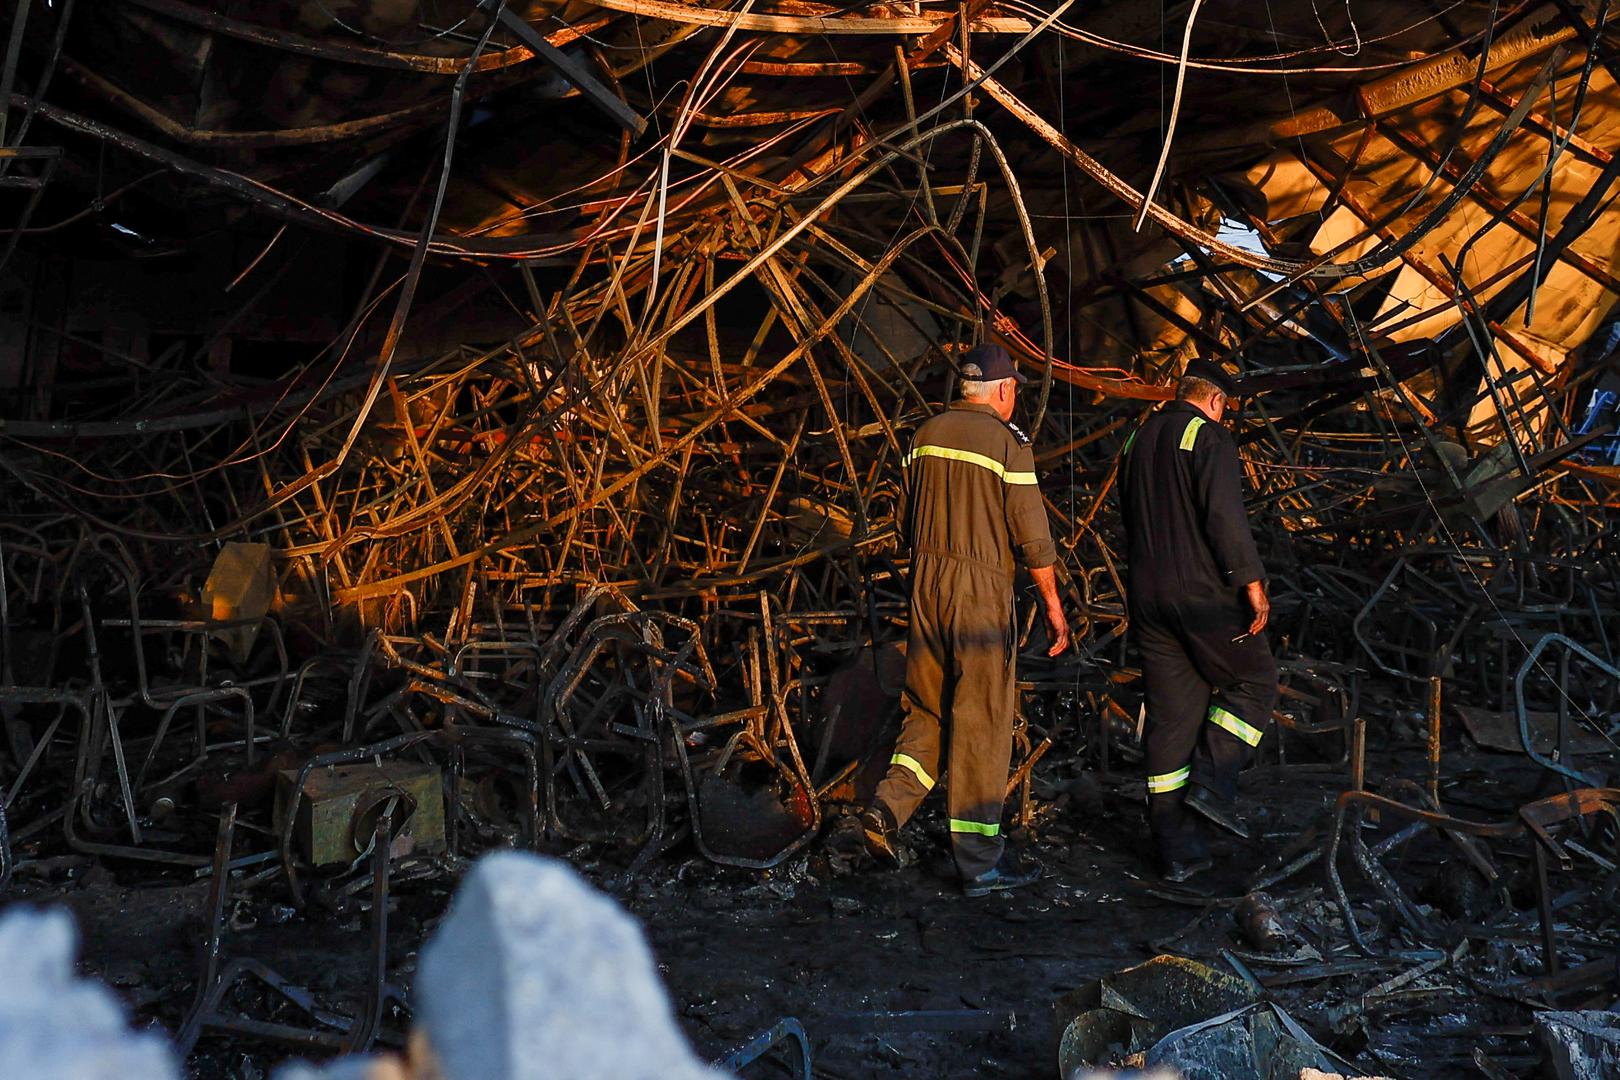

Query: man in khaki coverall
[835,343,1070,896]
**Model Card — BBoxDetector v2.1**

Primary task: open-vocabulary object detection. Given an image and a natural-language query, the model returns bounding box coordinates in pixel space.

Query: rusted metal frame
[1476,123,1620,334]
[385,376,460,559]
[0,0,30,149]
[335,119,997,601]
[1476,77,1612,166]
[1444,256,1545,472]
[1104,269,1229,355]
[1292,148,1493,350]
[769,232,908,455]
[588,0,1030,36]
[943,45,1321,278]
[646,260,707,450]
[893,45,940,227]
[1172,222,1286,346]
[736,413,811,573]
[1319,122,1379,225]
[479,0,646,136]
[120,0,608,74]
[0,149,54,276]
[1547,0,1620,90]
[0,0,72,177]
[58,57,475,148]
[647,441,697,584]
[1374,117,1620,297]
[806,214,985,331]
[17,92,597,260]
[751,248,884,534]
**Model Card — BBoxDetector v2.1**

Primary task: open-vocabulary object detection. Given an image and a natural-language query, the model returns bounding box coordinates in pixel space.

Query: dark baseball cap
[959,342,1028,385]
[1183,357,1241,397]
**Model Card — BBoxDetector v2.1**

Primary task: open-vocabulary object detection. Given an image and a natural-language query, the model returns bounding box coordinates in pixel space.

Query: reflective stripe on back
[948,818,1001,837]
[1179,416,1206,452]
[903,443,1037,485]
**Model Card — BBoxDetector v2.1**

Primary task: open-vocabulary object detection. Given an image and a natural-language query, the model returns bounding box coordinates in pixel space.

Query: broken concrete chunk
[0,908,179,1079]
[1055,954,1260,1075]
[1536,1010,1620,1080]
[417,851,728,1080]
[275,1060,389,1080]
[1142,1003,1353,1080]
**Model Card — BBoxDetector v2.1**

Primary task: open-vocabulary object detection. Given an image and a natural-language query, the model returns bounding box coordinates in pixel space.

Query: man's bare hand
[1029,563,1072,656]
[1245,579,1269,636]
[1045,602,1072,657]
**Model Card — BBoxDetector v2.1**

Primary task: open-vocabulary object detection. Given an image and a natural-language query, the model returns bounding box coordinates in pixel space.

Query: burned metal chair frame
[1324,784,1620,972]
[64,539,271,858]
[1267,658,1362,769]
[177,802,406,1059]
[1513,633,1620,788]
[1353,551,1482,682]
[664,595,822,869]
[0,530,98,849]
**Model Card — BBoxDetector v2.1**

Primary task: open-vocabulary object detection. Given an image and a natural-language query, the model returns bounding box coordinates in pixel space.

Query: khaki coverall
[874,401,1057,878]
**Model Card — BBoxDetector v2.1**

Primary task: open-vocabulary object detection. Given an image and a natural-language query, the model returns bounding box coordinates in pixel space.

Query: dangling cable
[1134,0,1206,232]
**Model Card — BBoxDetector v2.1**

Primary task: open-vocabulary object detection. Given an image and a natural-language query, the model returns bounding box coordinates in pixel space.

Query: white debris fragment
[0,908,179,1080]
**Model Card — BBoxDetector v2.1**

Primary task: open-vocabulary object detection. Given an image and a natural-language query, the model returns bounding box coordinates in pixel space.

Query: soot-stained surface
[3,740,1607,1080]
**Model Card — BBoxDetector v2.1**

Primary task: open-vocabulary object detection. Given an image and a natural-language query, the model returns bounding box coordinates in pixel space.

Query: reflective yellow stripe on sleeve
[890,753,935,791]
[1146,766,1190,794]
[902,444,1038,485]
[1179,416,1206,451]
[949,818,1001,837]
[1208,706,1264,747]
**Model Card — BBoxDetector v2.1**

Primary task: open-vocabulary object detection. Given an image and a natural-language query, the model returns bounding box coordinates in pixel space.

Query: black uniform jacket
[899,401,1057,577]
[1118,400,1265,602]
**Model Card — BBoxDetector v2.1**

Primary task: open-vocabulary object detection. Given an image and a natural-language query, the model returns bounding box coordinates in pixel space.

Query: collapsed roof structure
[2,1,1619,1075]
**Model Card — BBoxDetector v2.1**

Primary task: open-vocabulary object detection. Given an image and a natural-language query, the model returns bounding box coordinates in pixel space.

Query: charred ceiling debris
[2,0,1620,1076]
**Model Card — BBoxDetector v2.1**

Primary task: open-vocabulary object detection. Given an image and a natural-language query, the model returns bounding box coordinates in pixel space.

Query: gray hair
[1176,375,1224,403]
[961,376,1014,401]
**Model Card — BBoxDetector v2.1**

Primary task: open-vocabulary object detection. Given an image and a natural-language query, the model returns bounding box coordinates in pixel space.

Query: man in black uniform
[1118,358,1278,882]
[833,344,1070,896]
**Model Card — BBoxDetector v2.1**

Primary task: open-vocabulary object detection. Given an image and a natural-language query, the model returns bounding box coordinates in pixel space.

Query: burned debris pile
[1,0,1619,1076]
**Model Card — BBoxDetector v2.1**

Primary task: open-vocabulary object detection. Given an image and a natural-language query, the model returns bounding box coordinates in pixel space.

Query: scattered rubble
[1,0,1619,1076]
[1536,1011,1620,1080]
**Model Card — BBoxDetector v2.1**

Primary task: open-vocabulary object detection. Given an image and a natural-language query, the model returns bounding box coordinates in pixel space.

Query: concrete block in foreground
[0,907,179,1080]
[418,851,728,1080]
[1537,1011,1620,1080]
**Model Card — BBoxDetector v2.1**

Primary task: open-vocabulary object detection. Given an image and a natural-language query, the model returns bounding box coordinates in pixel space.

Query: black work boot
[961,853,1043,897]
[1184,784,1251,840]
[859,804,900,865]
[826,812,867,857]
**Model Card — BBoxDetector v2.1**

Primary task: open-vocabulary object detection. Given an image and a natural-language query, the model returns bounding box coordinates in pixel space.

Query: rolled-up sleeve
[1192,429,1265,587]
[1004,442,1057,570]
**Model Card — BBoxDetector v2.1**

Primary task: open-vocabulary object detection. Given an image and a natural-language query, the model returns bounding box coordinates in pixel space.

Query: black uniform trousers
[1133,587,1279,861]
[873,555,1015,879]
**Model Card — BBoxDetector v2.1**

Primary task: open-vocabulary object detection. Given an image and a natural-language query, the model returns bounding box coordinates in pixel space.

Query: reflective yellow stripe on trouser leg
[1208,706,1264,747]
[949,819,1001,837]
[890,753,935,791]
[1146,766,1190,794]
